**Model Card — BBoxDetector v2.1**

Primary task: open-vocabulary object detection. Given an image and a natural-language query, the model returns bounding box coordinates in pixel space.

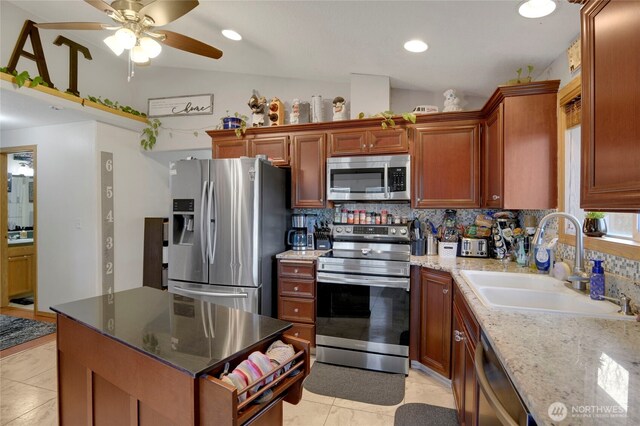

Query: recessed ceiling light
[222,29,242,41]
[519,0,556,18]
[404,40,428,53]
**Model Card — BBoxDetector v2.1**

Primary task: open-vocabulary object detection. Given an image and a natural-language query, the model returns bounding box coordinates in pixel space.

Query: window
[563,125,640,243]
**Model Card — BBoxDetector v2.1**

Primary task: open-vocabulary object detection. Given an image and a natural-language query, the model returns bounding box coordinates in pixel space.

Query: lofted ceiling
[6,0,581,99]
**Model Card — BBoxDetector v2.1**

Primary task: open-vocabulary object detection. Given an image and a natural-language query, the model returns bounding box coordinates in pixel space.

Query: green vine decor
[141,118,162,151]
[357,111,417,129]
[86,95,147,117]
[0,67,49,89]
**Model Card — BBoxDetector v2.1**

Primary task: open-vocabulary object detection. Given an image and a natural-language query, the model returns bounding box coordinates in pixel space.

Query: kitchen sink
[460,270,635,320]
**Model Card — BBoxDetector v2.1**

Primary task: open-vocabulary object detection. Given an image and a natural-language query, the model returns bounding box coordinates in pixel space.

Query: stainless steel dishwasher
[475,332,537,426]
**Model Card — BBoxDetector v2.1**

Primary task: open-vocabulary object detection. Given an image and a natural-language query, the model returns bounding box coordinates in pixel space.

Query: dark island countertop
[52,287,292,377]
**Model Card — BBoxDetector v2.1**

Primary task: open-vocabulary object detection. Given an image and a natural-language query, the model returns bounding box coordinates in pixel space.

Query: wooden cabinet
[419,268,453,378]
[278,259,316,346]
[7,245,34,297]
[249,134,290,167]
[327,128,408,157]
[481,81,559,209]
[291,133,325,208]
[581,0,640,211]
[212,138,247,159]
[143,218,168,290]
[413,122,481,209]
[451,282,480,426]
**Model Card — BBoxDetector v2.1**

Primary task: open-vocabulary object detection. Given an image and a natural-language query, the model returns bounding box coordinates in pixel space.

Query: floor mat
[303,362,404,406]
[394,403,458,426]
[0,315,56,351]
[9,296,34,305]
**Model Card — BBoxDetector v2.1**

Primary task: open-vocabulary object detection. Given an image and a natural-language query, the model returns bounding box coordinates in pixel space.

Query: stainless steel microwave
[326,154,411,201]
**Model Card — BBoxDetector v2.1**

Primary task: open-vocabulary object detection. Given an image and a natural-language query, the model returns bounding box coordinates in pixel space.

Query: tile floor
[0,342,455,425]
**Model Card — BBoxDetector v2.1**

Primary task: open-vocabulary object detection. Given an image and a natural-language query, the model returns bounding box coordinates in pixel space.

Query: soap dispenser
[590,260,605,300]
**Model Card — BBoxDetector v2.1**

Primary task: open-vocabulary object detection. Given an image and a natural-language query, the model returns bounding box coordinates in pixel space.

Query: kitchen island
[51,287,310,426]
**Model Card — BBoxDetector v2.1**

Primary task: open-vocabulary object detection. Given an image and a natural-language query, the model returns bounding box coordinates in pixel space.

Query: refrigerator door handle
[207,180,217,264]
[173,286,249,299]
[200,180,208,264]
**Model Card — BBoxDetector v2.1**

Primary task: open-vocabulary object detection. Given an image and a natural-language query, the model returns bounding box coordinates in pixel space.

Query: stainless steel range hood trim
[316,335,409,357]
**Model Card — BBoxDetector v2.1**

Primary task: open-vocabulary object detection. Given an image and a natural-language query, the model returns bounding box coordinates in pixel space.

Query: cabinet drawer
[278,260,315,279]
[279,278,315,299]
[284,323,315,346]
[279,298,315,323]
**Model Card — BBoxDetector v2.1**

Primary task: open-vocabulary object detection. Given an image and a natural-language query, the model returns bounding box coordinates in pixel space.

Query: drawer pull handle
[454,330,465,342]
[443,288,449,294]
[294,308,299,313]
[294,286,299,291]
[294,268,299,274]
[294,332,299,337]
[492,194,500,200]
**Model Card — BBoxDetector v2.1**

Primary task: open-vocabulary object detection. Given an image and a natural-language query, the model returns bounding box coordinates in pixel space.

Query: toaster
[459,237,489,258]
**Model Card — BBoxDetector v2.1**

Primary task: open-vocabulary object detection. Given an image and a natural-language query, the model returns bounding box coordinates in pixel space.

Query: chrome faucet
[532,212,590,290]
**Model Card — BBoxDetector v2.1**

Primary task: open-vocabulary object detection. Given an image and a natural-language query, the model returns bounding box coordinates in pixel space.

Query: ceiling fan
[35,0,223,67]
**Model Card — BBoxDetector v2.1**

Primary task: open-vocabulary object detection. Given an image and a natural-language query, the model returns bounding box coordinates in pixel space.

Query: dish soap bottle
[590,260,605,300]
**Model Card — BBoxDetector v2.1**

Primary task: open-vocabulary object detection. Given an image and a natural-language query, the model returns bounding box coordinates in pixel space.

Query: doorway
[1,146,37,315]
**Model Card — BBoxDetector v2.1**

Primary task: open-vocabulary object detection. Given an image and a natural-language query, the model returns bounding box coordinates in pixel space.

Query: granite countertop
[52,287,292,377]
[276,249,330,260]
[411,255,640,425]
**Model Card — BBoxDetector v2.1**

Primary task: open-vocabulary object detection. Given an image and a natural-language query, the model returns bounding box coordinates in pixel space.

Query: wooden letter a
[7,20,54,88]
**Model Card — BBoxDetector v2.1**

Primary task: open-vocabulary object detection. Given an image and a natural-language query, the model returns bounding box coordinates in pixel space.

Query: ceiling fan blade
[35,22,110,30]
[156,30,222,59]
[139,0,199,26]
[84,0,119,16]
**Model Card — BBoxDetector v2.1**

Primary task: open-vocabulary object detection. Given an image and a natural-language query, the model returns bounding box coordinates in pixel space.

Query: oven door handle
[317,273,409,290]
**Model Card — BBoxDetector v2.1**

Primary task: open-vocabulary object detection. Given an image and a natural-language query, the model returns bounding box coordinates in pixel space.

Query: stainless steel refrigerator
[168,158,287,316]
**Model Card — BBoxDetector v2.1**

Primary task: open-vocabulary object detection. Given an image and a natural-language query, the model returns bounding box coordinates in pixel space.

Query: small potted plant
[583,212,607,237]
[220,111,248,137]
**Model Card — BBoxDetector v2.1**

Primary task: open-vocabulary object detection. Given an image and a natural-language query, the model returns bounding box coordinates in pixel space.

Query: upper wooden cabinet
[249,134,290,167]
[413,122,481,209]
[291,133,326,208]
[481,81,559,209]
[581,0,640,211]
[212,137,247,159]
[327,128,408,157]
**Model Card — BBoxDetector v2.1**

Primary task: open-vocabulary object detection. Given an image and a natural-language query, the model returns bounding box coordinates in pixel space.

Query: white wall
[537,34,581,87]
[131,66,351,151]
[2,121,100,311]
[391,88,487,113]
[349,74,390,118]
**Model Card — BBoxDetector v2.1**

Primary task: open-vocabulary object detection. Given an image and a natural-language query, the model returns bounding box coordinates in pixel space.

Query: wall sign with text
[148,94,214,118]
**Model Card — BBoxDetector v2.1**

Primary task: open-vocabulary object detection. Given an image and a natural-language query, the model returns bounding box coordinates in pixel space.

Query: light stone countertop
[411,255,640,426]
[275,250,330,260]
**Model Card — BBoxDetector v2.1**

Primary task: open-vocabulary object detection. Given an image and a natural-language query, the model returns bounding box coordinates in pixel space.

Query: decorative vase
[582,218,607,237]
[222,117,242,129]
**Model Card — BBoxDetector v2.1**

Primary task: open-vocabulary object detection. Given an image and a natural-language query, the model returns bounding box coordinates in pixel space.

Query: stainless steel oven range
[316,224,411,375]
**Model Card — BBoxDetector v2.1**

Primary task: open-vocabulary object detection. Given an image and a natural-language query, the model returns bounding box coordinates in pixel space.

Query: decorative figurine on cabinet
[332,96,348,121]
[289,99,310,124]
[269,97,285,126]
[443,89,463,112]
[248,93,267,127]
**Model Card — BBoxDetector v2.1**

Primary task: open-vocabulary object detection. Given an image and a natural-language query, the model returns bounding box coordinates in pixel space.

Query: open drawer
[198,335,310,425]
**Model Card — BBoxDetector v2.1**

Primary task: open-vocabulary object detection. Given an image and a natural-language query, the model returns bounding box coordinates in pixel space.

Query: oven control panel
[332,225,410,241]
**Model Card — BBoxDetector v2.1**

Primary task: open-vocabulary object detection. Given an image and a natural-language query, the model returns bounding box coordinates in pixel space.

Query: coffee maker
[287,214,308,251]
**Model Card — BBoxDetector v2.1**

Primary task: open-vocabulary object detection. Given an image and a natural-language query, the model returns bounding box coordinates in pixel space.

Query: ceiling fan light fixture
[104,35,125,56]
[140,37,162,58]
[131,44,150,64]
[221,29,242,41]
[115,27,137,49]
[404,40,428,53]
[518,0,556,18]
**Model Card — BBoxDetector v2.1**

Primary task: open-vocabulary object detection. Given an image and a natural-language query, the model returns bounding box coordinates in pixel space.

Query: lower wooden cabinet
[277,260,316,346]
[452,283,480,426]
[7,245,34,298]
[419,268,453,378]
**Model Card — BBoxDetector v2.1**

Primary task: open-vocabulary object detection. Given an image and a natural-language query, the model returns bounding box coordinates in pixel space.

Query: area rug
[394,403,458,426]
[0,315,56,351]
[303,362,404,405]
